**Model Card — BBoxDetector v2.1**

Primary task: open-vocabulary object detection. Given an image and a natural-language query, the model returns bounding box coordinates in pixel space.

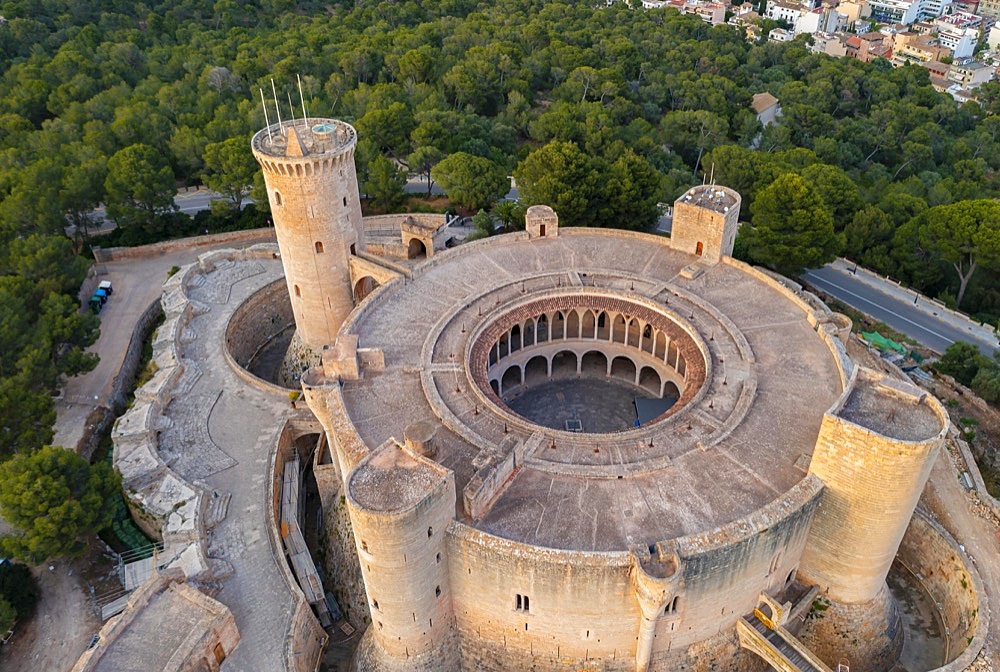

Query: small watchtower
[670,185,741,265]
[251,118,364,351]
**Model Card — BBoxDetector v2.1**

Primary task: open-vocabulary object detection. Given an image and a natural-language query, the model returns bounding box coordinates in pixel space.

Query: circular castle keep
[251,119,958,672]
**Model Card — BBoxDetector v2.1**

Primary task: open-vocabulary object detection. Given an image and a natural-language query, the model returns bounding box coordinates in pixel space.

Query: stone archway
[610,356,637,383]
[354,276,379,302]
[638,366,662,396]
[407,238,427,259]
[501,365,522,396]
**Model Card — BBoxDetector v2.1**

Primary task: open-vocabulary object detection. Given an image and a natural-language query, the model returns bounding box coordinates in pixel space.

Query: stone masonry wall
[77,298,164,460]
[225,277,293,370]
[93,227,276,262]
[444,477,822,672]
[896,512,985,670]
[347,453,458,663]
[670,187,740,265]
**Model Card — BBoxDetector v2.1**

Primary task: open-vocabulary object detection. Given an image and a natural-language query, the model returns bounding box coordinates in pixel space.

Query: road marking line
[805,274,955,345]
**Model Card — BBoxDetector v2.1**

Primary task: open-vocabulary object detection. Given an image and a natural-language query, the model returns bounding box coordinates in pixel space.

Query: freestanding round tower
[251,118,364,351]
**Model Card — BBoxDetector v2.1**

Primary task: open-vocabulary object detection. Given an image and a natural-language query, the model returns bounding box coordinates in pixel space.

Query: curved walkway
[162,254,296,670]
[113,247,306,671]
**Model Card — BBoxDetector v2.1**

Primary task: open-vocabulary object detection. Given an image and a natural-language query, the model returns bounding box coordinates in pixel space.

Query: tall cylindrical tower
[797,367,948,670]
[251,118,364,350]
[346,441,459,671]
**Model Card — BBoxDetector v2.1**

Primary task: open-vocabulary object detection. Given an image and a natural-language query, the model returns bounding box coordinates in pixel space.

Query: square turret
[670,185,741,264]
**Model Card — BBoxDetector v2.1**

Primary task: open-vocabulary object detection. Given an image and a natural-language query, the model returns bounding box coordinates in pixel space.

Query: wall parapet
[899,510,988,671]
[93,227,276,263]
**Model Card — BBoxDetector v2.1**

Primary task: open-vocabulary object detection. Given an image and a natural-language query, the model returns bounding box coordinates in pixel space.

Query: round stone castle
[253,118,957,672]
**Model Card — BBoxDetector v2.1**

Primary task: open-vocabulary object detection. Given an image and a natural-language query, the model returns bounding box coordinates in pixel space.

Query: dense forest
[1,0,1000,466]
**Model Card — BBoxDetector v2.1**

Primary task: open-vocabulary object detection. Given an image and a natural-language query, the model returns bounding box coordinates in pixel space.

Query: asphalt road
[802,265,999,356]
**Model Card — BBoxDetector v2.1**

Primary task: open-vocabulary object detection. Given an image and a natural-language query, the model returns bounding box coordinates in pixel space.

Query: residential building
[751,92,782,125]
[948,57,995,87]
[837,0,872,23]
[641,0,727,23]
[981,0,1000,19]
[891,32,950,64]
[846,31,893,60]
[810,30,851,55]
[867,0,953,24]
[989,22,1000,47]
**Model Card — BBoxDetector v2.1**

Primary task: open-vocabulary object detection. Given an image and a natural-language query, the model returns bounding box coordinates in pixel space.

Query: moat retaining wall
[223,276,294,394]
[897,511,986,671]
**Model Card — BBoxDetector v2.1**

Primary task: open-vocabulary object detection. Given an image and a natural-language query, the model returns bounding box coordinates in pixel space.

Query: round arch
[638,366,662,396]
[501,365,522,396]
[581,351,609,377]
[524,355,548,385]
[354,276,379,302]
[407,238,427,259]
[609,356,637,383]
[550,350,578,379]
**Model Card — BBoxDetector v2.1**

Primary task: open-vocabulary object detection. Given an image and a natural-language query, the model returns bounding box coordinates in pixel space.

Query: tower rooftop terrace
[251,117,356,159]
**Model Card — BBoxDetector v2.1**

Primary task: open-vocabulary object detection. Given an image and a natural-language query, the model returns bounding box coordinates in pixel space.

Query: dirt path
[0,559,100,672]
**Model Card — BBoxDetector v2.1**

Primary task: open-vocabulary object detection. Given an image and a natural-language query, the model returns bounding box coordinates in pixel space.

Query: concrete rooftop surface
[340,230,845,551]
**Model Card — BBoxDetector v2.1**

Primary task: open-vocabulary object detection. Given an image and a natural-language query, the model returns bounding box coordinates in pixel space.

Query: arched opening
[522,319,535,347]
[550,350,577,379]
[350,243,357,255]
[667,341,678,367]
[654,332,667,360]
[549,311,564,339]
[524,356,548,386]
[638,367,662,396]
[535,314,549,343]
[407,238,427,259]
[510,324,521,353]
[294,284,301,298]
[642,324,655,354]
[609,356,636,382]
[274,190,283,206]
[501,365,522,396]
[696,241,704,256]
[315,241,324,253]
[663,380,680,400]
[612,314,627,343]
[596,311,610,340]
[489,379,500,396]
[498,338,509,359]
[581,351,609,377]
[785,568,796,585]
[627,319,641,348]
[354,276,379,302]
[582,310,597,339]
[566,309,580,339]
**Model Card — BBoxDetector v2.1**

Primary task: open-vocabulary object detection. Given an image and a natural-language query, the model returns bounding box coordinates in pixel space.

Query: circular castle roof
[335,229,847,552]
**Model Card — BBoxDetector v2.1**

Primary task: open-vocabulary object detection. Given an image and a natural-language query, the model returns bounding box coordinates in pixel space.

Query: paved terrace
[131,252,298,671]
[340,230,846,551]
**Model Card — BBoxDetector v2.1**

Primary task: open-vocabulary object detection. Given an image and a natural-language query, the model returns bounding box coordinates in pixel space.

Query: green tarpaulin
[860,331,907,355]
